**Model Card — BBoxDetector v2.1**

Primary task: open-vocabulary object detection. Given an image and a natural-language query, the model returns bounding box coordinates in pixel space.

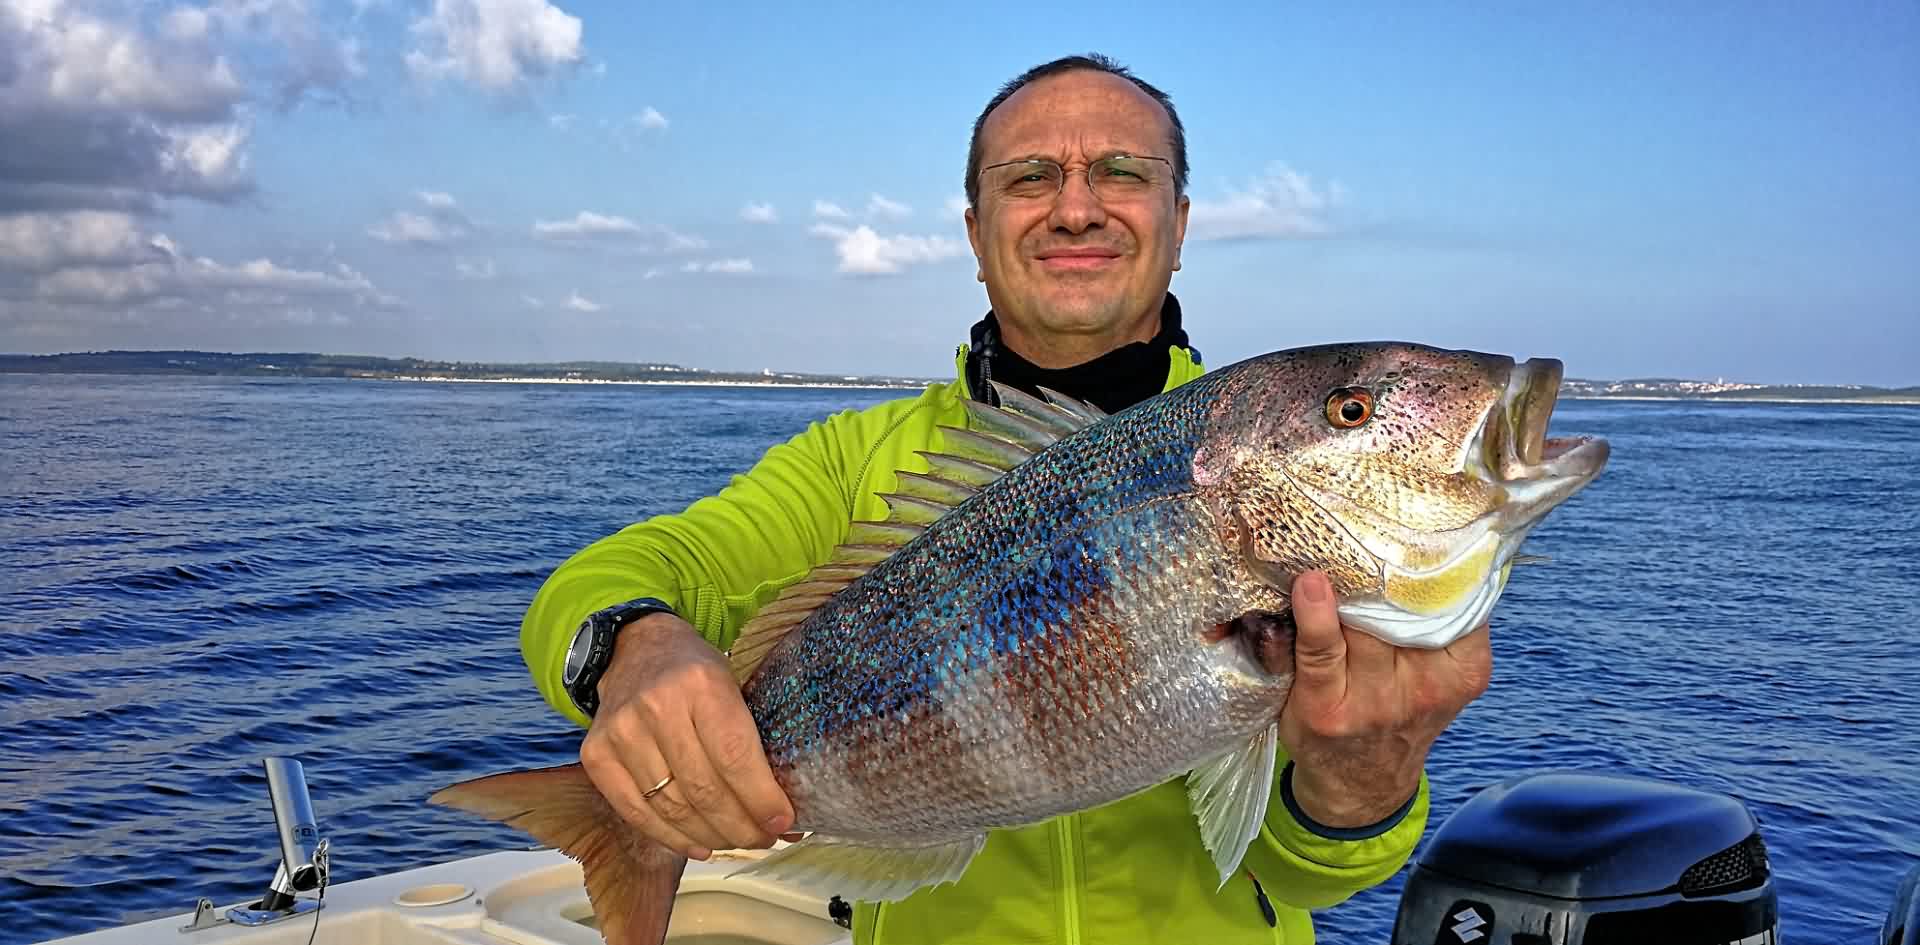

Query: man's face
[965,70,1191,357]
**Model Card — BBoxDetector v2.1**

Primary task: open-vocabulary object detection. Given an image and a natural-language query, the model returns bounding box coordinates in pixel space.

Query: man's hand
[578,612,796,859]
[1279,570,1492,829]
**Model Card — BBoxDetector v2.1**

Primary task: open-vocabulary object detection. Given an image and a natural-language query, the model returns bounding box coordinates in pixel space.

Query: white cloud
[562,289,600,312]
[367,190,475,244]
[368,212,451,244]
[0,1,257,212]
[454,257,495,279]
[0,0,246,119]
[532,210,706,253]
[204,0,368,109]
[808,223,966,276]
[27,230,390,308]
[1186,163,1342,241]
[522,293,543,308]
[681,258,753,274]
[812,200,849,220]
[159,122,254,192]
[533,211,630,239]
[740,202,777,223]
[0,211,161,272]
[0,0,369,216]
[865,194,911,220]
[945,195,969,219]
[163,6,212,42]
[637,106,667,130]
[405,0,585,92]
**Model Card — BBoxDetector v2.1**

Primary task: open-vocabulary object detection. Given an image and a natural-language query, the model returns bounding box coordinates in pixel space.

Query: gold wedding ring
[642,774,674,799]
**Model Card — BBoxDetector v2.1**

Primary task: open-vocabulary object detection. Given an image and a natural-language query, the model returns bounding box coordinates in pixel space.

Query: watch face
[562,624,592,686]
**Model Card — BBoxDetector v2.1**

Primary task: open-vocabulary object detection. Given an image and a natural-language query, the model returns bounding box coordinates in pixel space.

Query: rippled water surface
[3,374,1917,944]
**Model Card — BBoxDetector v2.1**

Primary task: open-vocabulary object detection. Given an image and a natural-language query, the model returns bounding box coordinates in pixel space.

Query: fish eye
[1325,387,1374,428]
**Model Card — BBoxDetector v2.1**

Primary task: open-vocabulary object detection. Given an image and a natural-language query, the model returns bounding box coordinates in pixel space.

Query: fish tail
[430,763,687,945]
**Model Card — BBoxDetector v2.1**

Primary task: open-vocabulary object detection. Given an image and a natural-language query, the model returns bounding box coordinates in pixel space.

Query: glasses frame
[975,154,1176,204]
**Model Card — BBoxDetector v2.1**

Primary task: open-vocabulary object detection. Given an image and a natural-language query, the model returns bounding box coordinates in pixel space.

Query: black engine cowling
[1391,771,1777,944]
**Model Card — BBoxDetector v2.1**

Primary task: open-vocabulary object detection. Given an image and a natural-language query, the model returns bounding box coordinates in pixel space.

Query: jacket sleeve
[1242,747,1429,909]
[518,408,872,729]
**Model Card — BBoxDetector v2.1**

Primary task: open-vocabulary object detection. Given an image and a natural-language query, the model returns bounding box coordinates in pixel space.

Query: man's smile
[1035,246,1123,271]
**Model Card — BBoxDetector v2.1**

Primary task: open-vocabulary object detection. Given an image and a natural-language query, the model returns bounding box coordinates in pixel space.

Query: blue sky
[1,1,1914,385]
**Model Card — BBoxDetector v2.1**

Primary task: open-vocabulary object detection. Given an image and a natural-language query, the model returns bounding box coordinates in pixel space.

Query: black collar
[964,293,1196,416]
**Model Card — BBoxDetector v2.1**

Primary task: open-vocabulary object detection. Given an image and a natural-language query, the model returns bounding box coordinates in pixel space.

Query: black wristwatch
[562,597,679,717]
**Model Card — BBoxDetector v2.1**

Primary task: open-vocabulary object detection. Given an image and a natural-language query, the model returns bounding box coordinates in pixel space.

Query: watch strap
[565,597,678,718]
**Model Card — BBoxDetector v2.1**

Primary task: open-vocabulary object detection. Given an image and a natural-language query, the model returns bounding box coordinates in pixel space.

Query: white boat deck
[36,845,852,945]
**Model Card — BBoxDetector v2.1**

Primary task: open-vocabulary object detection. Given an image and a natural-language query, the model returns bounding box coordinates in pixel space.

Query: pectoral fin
[1185,723,1279,890]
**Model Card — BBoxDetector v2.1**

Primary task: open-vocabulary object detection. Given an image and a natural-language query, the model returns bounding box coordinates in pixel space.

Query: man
[520,53,1492,944]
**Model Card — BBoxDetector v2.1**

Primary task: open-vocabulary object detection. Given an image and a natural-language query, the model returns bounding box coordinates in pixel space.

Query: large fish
[431,341,1610,945]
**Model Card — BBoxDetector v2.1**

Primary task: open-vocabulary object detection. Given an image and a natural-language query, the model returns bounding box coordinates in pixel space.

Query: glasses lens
[986,161,1064,200]
[1091,156,1160,197]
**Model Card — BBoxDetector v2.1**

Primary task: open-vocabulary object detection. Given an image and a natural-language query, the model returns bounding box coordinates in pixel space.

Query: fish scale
[742,378,1268,838]
[790,513,1252,840]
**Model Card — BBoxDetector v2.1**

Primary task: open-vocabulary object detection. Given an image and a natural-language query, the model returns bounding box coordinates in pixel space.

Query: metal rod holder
[182,756,330,932]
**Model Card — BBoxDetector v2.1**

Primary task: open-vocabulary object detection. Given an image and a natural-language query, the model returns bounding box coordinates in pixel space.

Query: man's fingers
[580,728,706,859]
[655,702,772,852]
[697,685,796,838]
[616,707,732,855]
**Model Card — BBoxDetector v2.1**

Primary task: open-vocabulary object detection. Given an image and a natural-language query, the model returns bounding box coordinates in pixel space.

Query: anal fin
[728,833,987,904]
[1185,723,1279,890]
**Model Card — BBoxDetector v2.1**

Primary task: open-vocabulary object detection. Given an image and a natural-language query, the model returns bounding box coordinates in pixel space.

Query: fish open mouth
[1476,357,1610,498]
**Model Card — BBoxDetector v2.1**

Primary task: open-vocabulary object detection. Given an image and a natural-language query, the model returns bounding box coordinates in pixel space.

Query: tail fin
[430,763,688,945]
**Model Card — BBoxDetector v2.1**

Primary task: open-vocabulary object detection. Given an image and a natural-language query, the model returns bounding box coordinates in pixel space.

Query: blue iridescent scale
[739,370,1265,837]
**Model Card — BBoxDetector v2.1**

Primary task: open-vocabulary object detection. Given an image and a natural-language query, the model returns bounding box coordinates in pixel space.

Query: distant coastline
[1557,379,1920,406]
[0,350,938,391]
[1562,393,1920,406]
[4,349,1917,405]
[381,375,923,390]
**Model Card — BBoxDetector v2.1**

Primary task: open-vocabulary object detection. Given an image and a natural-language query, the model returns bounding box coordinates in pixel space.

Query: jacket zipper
[1056,814,1083,945]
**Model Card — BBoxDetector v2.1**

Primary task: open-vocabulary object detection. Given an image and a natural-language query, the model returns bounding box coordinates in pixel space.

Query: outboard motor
[1392,771,1777,944]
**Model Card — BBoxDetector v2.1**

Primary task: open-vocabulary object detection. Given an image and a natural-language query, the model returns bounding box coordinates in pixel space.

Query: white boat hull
[34,845,852,945]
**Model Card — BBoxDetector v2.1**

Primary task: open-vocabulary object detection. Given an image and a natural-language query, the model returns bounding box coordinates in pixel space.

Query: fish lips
[1476,357,1611,519]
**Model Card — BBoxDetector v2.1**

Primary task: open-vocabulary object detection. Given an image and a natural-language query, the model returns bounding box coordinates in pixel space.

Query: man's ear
[964,205,985,283]
[1173,193,1191,272]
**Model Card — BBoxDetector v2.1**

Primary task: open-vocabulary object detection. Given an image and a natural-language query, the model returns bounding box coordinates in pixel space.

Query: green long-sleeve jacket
[520,341,1428,944]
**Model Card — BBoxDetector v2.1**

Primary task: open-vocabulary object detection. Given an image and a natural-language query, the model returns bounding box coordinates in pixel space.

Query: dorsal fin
[876,493,950,526]
[948,381,1108,469]
[848,521,927,546]
[1033,385,1108,425]
[725,382,1109,684]
[916,451,1005,489]
[994,383,1107,436]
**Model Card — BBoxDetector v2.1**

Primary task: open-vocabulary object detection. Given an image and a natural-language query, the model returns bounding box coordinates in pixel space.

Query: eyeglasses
[977,154,1174,203]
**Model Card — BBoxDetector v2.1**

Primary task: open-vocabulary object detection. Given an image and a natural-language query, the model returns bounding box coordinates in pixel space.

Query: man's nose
[1047,171,1107,233]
